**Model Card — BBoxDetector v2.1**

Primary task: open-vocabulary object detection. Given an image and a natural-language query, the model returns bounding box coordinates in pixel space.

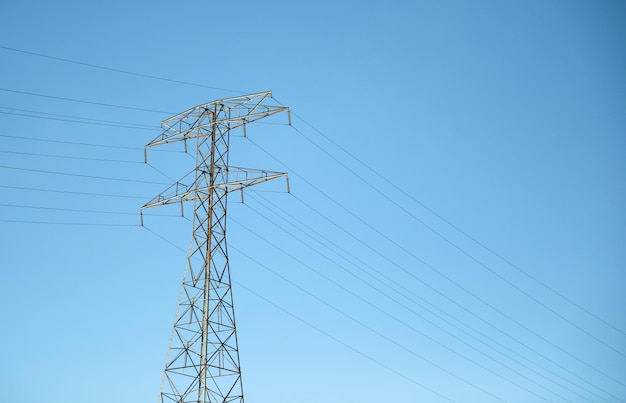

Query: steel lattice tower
[141,91,290,403]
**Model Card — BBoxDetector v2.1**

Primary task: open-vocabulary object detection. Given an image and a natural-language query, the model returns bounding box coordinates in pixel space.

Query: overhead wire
[4,81,617,355]
[0,45,247,94]
[0,164,169,185]
[0,219,138,226]
[143,134,620,400]
[0,184,148,199]
[5,77,618,353]
[291,187,625,391]
[245,137,626,388]
[0,202,177,217]
[0,87,173,114]
[0,149,143,164]
[246,192,613,402]
[287,117,626,358]
[0,106,158,129]
[2,43,622,398]
[0,133,183,153]
[9,136,515,396]
[279,102,626,338]
[248,189,620,400]
[0,109,158,130]
[3,105,616,400]
[145,204,508,400]
[0,128,608,400]
[0,133,185,218]
[233,278,455,403]
[0,135,182,198]
[229,225,507,402]
[239,199,593,401]
[2,44,619,341]
[230,222,506,402]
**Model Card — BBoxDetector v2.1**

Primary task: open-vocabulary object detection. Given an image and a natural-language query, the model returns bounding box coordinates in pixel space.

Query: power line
[245,193,612,402]
[0,133,182,153]
[7,85,619,353]
[285,120,626,355]
[284,185,626,394]
[280,103,626,338]
[229,234,507,402]
[0,203,176,217]
[247,134,626,366]
[0,149,142,164]
[0,184,147,199]
[239,201,589,401]
[5,43,620,397]
[1,138,183,182]
[290,191,626,391]
[3,45,620,343]
[0,45,246,94]
[146,176,620,400]
[0,133,140,149]
[0,164,169,185]
[234,278,455,402]
[0,110,158,130]
[0,106,158,128]
[135,193,620,400]
[0,219,138,226]
[0,87,173,114]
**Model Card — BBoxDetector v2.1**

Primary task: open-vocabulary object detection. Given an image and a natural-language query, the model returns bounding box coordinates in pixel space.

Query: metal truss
[142,91,289,403]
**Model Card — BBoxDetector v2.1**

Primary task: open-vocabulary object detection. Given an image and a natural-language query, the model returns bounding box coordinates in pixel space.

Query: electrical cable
[0,106,158,128]
[124,192,622,402]
[3,43,619,345]
[0,133,140,150]
[0,203,176,217]
[240,200,592,401]
[250,190,621,399]
[246,137,626,390]
[0,219,138,226]
[229,232,507,402]
[0,133,183,153]
[0,149,142,164]
[0,164,169,185]
[0,87,173,114]
[3,43,623,400]
[0,184,148,199]
[246,193,612,402]
[291,192,626,392]
[0,44,247,94]
[1,105,616,396]
[0,146,186,188]
[234,278,455,403]
[279,102,626,338]
[284,119,626,357]
[0,110,158,131]
[5,68,620,346]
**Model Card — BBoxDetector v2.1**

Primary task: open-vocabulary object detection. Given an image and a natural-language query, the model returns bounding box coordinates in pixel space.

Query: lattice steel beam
[142,91,289,403]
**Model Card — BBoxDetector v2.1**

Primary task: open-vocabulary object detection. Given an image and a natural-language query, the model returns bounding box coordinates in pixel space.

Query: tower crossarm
[140,166,289,215]
[144,90,289,152]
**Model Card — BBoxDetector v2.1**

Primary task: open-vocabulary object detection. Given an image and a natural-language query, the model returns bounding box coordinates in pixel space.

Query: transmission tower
[141,91,290,403]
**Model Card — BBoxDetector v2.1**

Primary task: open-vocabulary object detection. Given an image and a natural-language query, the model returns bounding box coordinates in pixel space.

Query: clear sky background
[0,1,624,402]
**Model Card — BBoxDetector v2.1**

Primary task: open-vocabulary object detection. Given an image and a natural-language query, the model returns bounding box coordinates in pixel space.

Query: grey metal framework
[142,91,290,403]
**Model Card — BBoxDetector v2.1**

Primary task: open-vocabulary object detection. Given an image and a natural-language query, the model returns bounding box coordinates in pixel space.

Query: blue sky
[1,1,625,402]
